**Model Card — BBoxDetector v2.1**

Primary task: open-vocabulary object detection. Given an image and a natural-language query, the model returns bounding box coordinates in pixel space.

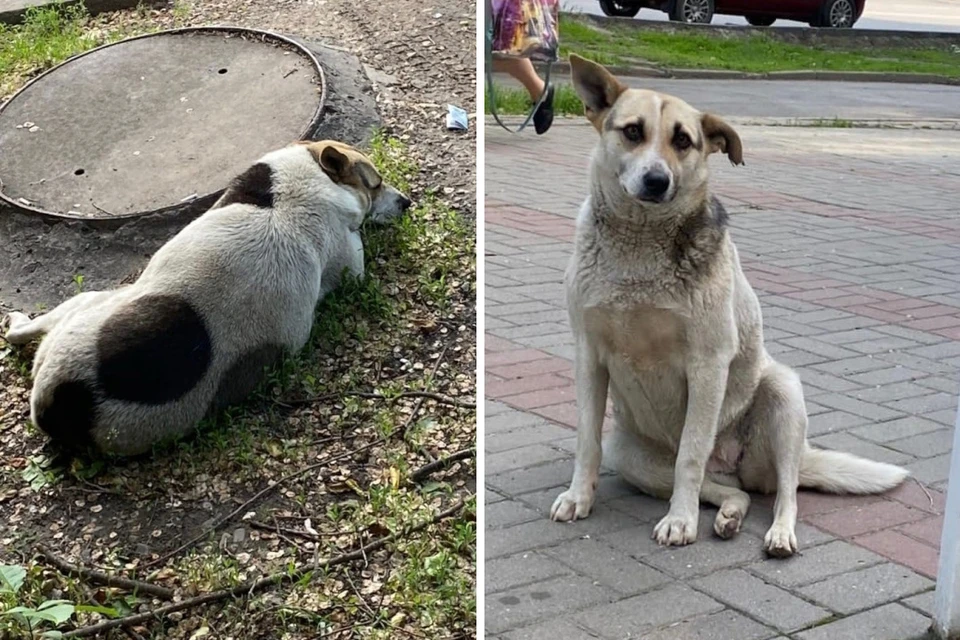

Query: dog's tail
[799,444,908,494]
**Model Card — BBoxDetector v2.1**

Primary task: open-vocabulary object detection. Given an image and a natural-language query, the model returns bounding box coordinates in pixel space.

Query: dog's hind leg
[738,361,806,558]
[5,291,117,345]
[606,426,751,541]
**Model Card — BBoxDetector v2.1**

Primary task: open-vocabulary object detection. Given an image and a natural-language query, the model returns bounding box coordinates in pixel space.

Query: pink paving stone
[905,315,960,331]
[847,305,907,323]
[485,335,520,353]
[886,482,945,515]
[786,288,852,302]
[531,402,579,429]
[898,516,944,548]
[797,491,884,518]
[823,294,885,308]
[749,279,798,295]
[934,326,960,340]
[902,304,960,319]
[488,357,572,379]
[486,348,551,367]
[486,373,572,399]
[504,384,577,410]
[854,530,939,578]
[805,500,928,538]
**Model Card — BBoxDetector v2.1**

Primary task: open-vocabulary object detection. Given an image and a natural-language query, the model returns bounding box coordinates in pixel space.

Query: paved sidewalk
[484,118,960,639]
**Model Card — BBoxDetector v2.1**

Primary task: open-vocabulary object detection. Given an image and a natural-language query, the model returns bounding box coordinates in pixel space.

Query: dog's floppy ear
[701,113,744,166]
[316,145,350,182]
[355,162,382,190]
[570,54,626,132]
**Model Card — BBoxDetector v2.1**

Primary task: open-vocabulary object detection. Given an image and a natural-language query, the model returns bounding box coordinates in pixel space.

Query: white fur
[5,143,409,455]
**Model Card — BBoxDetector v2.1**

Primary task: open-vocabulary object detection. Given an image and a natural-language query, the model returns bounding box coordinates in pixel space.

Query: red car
[598,0,865,28]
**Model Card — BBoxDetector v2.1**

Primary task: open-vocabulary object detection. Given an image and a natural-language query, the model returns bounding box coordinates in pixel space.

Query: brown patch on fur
[584,306,686,369]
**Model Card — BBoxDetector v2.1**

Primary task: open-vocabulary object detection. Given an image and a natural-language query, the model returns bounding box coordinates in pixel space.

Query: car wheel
[669,0,714,23]
[746,15,776,26]
[599,0,642,17]
[819,0,855,27]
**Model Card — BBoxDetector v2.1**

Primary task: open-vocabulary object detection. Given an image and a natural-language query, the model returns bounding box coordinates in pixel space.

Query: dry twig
[410,448,475,483]
[36,545,174,600]
[62,501,466,638]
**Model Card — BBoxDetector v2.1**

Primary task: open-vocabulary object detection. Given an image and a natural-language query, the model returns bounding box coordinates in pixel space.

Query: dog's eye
[674,131,692,150]
[622,124,643,142]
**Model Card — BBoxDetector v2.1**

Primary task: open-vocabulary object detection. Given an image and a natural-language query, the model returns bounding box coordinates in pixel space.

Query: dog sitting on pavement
[4,140,411,456]
[551,55,908,557]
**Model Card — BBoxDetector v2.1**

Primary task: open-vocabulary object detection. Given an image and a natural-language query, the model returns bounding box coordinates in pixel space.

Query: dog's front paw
[653,511,698,546]
[4,312,31,344]
[764,522,798,558]
[550,487,595,522]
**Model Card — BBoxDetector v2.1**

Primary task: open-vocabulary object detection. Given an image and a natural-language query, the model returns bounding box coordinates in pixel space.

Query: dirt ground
[0,1,476,638]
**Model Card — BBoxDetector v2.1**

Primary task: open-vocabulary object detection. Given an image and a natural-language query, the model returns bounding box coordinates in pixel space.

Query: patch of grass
[485,82,584,116]
[802,117,854,128]
[0,3,158,101]
[559,14,960,77]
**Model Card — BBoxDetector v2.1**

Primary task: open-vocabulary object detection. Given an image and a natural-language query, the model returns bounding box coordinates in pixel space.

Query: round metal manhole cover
[0,27,325,220]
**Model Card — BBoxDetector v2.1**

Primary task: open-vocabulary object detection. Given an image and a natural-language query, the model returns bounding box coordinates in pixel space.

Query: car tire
[818,0,856,27]
[599,0,642,17]
[746,15,776,26]
[669,0,714,23]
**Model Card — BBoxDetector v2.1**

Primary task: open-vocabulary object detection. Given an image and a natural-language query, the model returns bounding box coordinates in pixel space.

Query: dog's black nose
[400,196,413,211]
[642,171,670,198]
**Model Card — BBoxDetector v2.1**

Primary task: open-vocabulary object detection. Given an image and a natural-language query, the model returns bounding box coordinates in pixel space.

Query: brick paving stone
[542,538,672,596]
[849,416,946,443]
[486,462,573,497]
[806,410,872,436]
[901,590,936,617]
[485,574,618,635]
[578,584,724,639]
[898,515,944,548]
[805,499,927,538]
[795,603,931,640]
[485,552,571,594]
[906,452,952,485]
[486,444,570,476]
[885,428,955,458]
[486,517,591,560]
[486,422,573,453]
[797,562,933,615]
[502,619,603,640]
[486,500,543,530]
[694,569,831,632]
[853,529,940,578]
[634,610,776,640]
[809,432,914,466]
[748,540,884,588]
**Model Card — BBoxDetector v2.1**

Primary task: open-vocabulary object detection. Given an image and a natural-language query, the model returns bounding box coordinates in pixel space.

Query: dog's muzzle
[638,170,671,203]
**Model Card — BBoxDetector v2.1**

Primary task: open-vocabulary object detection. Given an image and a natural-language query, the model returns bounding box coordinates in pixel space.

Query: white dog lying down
[552,55,908,557]
[5,140,410,456]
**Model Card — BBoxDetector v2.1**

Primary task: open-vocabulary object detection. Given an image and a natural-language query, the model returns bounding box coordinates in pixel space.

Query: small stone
[28,126,40,133]
[135,543,150,556]
[233,528,246,544]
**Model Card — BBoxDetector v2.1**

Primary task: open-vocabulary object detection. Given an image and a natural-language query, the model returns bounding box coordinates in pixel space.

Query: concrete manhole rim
[0,25,327,224]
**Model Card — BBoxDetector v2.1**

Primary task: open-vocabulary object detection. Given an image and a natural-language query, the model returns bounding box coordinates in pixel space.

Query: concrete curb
[0,0,164,24]
[572,12,960,48]
[537,61,960,87]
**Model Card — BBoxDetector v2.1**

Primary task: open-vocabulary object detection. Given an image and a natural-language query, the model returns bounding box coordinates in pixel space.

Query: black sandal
[533,85,555,135]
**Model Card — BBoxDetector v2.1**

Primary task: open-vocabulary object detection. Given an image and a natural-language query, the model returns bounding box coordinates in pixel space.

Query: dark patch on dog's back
[35,380,97,448]
[97,295,212,405]
[215,162,274,209]
[209,344,283,412]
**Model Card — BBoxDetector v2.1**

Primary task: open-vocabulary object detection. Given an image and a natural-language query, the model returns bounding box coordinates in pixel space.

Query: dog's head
[570,54,743,209]
[299,140,412,225]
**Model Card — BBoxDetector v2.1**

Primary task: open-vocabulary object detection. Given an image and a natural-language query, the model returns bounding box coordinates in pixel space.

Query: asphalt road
[563,0,960,32]
[493,74,960,120]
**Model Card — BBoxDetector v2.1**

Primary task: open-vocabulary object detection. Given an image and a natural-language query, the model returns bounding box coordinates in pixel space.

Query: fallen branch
[282,390,475,410]
[36,545,174,600]
[143,437,387,568]
[62,500,466,638]
[410,449,475,483]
